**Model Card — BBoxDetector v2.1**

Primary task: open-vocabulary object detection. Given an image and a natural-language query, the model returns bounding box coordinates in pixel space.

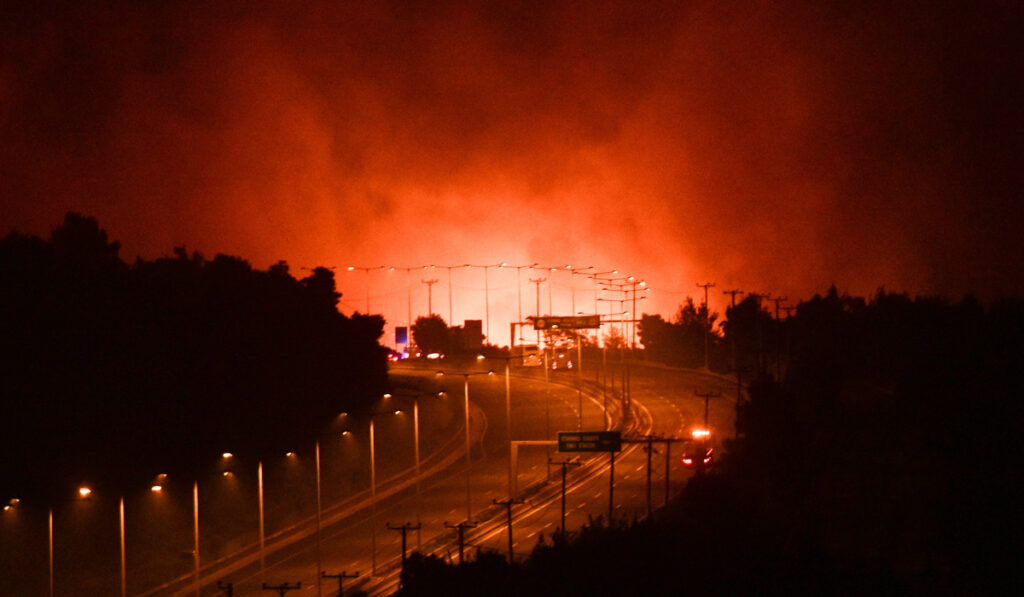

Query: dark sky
[2,1,1021,325]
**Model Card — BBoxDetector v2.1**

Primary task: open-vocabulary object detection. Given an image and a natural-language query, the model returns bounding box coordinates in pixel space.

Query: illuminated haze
[2,1,1021,341]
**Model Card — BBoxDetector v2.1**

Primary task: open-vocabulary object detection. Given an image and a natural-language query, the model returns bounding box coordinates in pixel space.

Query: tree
[412,314,450,354]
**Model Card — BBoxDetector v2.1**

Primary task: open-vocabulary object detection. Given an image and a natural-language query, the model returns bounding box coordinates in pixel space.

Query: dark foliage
[398,286,1022,595]
[0,214,388,502]
[411,314,451,355]
[639,298,726,370]
[730,287,1024,594]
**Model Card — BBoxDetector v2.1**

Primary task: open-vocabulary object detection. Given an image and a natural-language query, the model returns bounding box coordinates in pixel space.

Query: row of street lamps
[343,263,648,347]
[1,370,507,596]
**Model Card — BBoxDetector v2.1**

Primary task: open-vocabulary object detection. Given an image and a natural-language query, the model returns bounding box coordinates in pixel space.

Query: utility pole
[549,458,582,538]
[444,521,478,564]
[661,436,687,506]
[643,434,659,518]
[493,498,525,562]
[770,296,788,381]
[421,278,439,316]
[780,305,795,381]
[694,390,720,430]
[697,282,716,369]
[262,583,302,596]
[608,450,615,523]
[529,277,546,345]
[387,522,422,569]
[747,293,770,375]
[623,436,687,510]
[321,572,358,597]
[722,289,744,409]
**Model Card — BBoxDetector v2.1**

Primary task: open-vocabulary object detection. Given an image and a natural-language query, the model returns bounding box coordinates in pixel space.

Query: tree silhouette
[412,314,450,354]
[0,214,389,502]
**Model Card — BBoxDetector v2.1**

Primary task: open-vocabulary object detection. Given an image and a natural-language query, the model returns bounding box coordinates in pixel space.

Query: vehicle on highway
[519,344,542,367]
[682,429,713,471]
[550,348,574,371]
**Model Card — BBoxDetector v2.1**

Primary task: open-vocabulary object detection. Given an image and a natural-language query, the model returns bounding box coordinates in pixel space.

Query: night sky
[3,1,1021,324]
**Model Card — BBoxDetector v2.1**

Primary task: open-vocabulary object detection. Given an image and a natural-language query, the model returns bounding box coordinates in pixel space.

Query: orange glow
[151,485,163,493]
[1,2,1017,354]
[78,486,92,498]
[692,429,710,439]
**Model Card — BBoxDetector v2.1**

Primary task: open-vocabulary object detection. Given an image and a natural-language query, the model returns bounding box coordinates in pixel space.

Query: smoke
[2,1,1021,333]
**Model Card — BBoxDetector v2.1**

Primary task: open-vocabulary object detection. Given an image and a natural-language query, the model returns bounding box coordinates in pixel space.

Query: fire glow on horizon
[2,1,1021,318]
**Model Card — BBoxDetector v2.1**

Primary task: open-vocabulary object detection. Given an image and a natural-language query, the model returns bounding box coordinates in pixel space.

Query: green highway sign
[528,315,602,330]
[558,431,622,452]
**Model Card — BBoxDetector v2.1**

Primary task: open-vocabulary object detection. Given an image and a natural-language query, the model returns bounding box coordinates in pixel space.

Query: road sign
[558,431,622,452]
[528,315,601,330]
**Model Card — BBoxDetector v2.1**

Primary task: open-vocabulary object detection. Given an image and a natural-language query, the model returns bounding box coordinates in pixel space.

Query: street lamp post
[119,497,126,597]
[345,266,384,314]
[507,263,538,345]
[363,405,402,576]
[436,369,494,522]
[478,355,516,497]
[384,390,444,548]
[469,264,501,342]
[315,442,323,597]
[192,481,199,597]
[258,461,265,576]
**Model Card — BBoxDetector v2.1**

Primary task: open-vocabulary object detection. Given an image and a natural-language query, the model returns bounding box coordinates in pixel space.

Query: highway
[139,359,737,596]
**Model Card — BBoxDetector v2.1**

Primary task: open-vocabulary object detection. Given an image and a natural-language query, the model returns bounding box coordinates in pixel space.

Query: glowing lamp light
[78,486,92,499]
[222,471,232,477]
[150,485,163,493]
[2,505,10,512]
[339,411,348,417]
[341,430,351,436]
[476,354,486,361]
[222,452,233,459]
[692,429,710,439]
[286,452,296,458]
[383,393,393,399]
[347,266,355,271]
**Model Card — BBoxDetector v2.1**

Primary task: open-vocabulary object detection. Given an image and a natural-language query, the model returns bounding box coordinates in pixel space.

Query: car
[550,349,574,371]
[682,430,713,471]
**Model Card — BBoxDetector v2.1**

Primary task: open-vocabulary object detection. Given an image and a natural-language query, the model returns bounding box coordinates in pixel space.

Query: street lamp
[436,369,494,522]
[383,390,444,547]
[506,263,538,345]
[468,263,502,342]
[358,405,403,576]
[345,266,384,314]
[476,354,517,498]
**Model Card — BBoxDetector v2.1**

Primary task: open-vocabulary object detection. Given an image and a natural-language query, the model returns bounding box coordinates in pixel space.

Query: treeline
[0,213,388,502]
[397,287,1023,595]
[729,287,1023,594]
